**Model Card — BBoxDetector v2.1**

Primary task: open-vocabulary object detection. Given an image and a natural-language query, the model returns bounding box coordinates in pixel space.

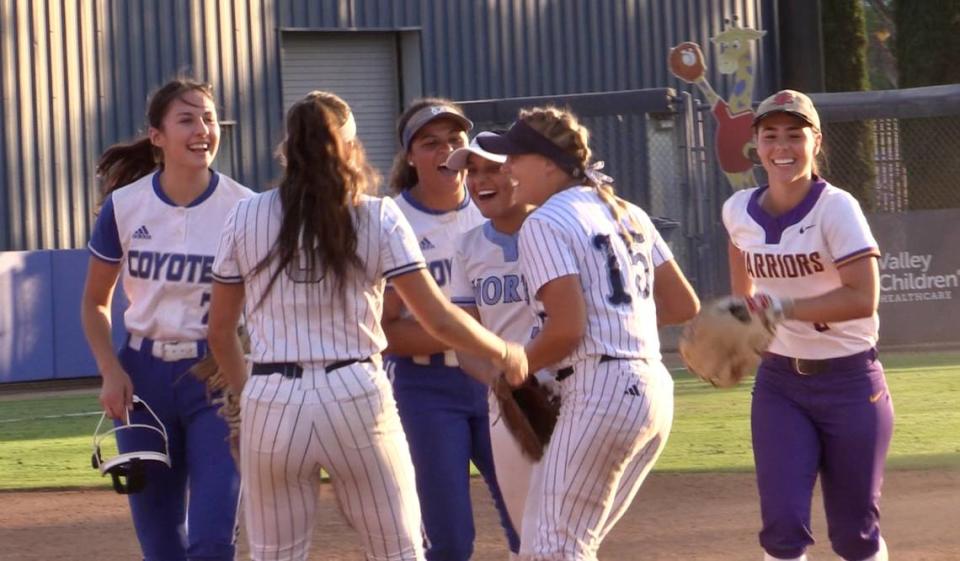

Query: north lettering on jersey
[744,250,824,279]
[471,274,529,307]
[128,250,215,284]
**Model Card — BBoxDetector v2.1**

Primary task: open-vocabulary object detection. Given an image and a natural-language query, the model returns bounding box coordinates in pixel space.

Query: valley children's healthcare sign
[868,209,960,347]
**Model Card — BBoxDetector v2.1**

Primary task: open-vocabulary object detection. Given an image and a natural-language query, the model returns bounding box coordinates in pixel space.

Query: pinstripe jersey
[518,186,673,365]
[211,191,426,363]
[88,171,254,341]
[450,221,533,345]
[723,179,881,358]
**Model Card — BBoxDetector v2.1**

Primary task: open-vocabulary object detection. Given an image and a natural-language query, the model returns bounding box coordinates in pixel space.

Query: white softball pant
[239,360,425,561]
[519,356,674,561]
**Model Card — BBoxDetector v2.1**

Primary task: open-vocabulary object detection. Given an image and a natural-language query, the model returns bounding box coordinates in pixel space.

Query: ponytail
[96,138,159,200]
[252,91,370,305]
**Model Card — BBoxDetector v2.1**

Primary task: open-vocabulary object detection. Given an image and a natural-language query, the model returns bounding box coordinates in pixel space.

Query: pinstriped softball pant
[239,361,425,561]
[519,357,674,561]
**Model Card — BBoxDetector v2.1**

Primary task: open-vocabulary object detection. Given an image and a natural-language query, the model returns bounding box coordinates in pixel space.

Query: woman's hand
[497,341,529,387]
[99,366,134,421]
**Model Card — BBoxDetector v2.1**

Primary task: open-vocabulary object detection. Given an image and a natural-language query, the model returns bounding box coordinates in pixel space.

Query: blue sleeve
[88,195,123,262]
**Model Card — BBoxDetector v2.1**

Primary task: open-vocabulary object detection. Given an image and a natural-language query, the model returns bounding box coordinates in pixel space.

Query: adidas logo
[624,384,641,397]
[419,237,435,250]
[132,225,152,240]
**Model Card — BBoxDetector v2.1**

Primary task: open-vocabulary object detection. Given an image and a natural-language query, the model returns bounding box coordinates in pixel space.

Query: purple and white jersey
[211,192,425,364]
[723,178,881,359]
[88,171,254,341]
[392,187,484,297]
[450,221,533,345]
[518,186,673,367]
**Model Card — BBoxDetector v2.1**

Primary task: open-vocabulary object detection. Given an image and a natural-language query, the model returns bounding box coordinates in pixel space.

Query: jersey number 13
[592,233,651,305]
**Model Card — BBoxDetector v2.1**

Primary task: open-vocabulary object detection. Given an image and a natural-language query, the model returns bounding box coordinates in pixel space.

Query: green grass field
[1,351,958,491]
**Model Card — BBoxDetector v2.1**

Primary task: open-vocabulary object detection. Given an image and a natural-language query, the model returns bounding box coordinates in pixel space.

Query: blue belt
[761,348,878,376]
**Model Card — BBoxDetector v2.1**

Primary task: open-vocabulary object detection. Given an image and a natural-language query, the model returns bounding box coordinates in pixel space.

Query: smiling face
[465,153,517,220]
[501,153,559,207]
[149,89,219,170]
[755,112,821,187]
[408,118,469,193]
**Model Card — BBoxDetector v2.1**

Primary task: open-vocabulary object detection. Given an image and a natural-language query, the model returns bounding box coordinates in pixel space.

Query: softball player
[382,100,520,560]
[723,90,892,561]
[205,91,526,561]
[479,107,700,561]
[445,132,546,538]
[81,78,252,560]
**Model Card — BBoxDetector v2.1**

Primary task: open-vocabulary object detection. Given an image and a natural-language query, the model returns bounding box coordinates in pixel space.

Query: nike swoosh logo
[799,224,816,234]
[869,390,885,403]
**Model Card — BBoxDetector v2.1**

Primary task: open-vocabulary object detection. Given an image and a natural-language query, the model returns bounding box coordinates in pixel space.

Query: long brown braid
[519,106,644,243]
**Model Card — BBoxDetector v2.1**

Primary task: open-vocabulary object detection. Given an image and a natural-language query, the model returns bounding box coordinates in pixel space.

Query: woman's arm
[653,259,700,326]
[730,239,878,323]
[80,258,131,419]
[728,239,754,297]
[206,281,248,394]
[523,275,586,380]
[452,306,499,384]
[785,256,878,323]
[390,269,525,380]
[381,289,450,356]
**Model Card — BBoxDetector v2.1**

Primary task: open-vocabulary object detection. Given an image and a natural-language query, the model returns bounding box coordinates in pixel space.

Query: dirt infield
[0,468,956,560]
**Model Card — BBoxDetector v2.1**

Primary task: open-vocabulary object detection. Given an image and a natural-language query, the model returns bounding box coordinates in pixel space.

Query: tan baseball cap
[753,90,821,130]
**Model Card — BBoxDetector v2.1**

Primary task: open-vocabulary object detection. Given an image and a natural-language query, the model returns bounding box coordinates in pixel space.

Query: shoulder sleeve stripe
[835,246,880,267]
[384,261,426,279]
[212,272,244,283]
[88,245,123,263]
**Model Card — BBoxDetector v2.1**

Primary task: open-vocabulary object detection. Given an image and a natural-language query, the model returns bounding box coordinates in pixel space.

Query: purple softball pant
[751,349,894,561]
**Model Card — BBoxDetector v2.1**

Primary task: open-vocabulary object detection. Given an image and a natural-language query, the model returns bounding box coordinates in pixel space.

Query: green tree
[895,0,960,209]
[820,0,877,209]
[863,0,898,90]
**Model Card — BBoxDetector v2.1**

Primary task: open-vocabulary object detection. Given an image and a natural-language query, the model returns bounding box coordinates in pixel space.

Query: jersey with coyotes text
[88,171,254,341]
[722,178,880,359]
[211,192,425,363]
[518,186,674,366]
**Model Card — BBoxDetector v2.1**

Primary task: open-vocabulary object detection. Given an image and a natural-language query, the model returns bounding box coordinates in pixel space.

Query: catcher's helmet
[91,395,171,494]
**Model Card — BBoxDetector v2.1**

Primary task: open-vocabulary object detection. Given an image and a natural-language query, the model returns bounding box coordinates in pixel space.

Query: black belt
[556,354,622,382]
[251,358,372,379]
[761,348,877,376]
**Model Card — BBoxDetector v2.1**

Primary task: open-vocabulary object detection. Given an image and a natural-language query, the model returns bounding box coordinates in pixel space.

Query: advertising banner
[869,209,960,347]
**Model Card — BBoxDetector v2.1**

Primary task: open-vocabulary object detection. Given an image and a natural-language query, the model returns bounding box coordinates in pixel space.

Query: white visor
[444,131,508,171]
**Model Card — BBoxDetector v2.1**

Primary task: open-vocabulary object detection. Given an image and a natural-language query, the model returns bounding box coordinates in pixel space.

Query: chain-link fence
[813,85,960,213]
[458,84,960,301]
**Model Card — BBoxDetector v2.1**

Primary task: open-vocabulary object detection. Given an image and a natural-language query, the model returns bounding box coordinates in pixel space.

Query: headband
[476,120,585,179]
[339,111,357,142]
[400,104,473,151]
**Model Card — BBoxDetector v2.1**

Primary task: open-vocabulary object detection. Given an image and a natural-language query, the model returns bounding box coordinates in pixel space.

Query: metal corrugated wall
[1,0,774,250]
[274,0,774,101]
[0,0,281,250]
